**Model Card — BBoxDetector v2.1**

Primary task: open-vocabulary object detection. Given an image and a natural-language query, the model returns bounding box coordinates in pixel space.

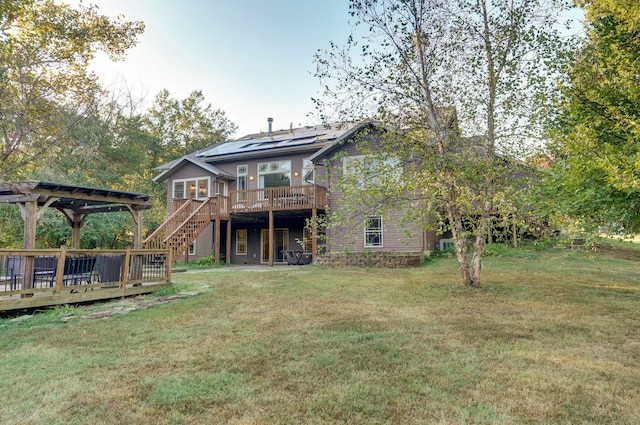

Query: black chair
[94,255,124,284]
[6,256,24,290]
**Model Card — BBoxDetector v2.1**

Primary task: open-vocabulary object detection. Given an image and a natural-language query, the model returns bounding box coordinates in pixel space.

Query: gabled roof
[153,154,234,183]
[309,121,377,162]
[196,123,356,162]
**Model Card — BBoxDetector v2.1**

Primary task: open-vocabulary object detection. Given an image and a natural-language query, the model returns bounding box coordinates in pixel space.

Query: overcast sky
[77,0,353,137]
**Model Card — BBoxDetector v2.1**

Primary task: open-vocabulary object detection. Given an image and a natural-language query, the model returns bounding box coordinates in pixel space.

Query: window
[188,241,196,256]
[236,229,247,255]
[173,181,185,199]
[439,239,455,250]
[237,165,248,201]
[214,180,227,195]
[343,155,400,186]
[364,216,383,247]
[173,178,209,199]
[302,159,314,185]
[258,160,291,188]
[199,180,209,197]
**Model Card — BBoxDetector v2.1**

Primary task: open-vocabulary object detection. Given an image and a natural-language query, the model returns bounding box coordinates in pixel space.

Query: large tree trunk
[470,209,490,288]
[447,203,472,287]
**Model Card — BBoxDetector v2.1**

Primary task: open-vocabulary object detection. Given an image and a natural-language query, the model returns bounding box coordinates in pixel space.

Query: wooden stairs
[144,198,217,263]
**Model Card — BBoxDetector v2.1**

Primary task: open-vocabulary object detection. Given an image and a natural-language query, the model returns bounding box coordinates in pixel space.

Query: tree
[0,0,144,179]
[316,0,569,287]
[546,0,640,234]
[142,89,237,167]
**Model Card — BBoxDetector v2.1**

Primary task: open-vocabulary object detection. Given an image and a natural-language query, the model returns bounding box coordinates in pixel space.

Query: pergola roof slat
[0,180,153,211]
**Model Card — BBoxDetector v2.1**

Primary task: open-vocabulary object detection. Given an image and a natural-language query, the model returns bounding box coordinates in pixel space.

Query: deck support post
[214,219,221,265]
[268,210,274,266]
[312,207,317,263]
[226,219,232,265]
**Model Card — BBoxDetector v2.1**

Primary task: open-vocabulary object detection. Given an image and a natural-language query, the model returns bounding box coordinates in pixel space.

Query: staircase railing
[163,199,213,261]
[144,199,196,251]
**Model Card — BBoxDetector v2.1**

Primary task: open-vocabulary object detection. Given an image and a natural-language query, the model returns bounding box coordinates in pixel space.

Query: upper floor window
[214,180,227,196]
[236,165,248,202]
[343,155,400,186]
[258,160,291,188]
[237,165,248,191]
[364,216,383,248]
[173,177,209,199]
[302,159,314,185]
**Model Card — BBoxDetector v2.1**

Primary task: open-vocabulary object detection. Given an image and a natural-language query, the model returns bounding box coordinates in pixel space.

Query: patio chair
[6,256,24,290]
[33,256,57,288]
[62,256,97,287]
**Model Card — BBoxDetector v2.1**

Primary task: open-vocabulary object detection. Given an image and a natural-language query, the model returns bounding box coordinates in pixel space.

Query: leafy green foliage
[142,89,237,167]
[0,0,144,179]
[0,2,237,249]
[547,0,640,234]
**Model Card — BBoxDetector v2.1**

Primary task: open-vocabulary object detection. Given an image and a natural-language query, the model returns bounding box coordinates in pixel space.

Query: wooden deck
[228,185,327,215]
[0,248,171,312]
[170,184,327,219]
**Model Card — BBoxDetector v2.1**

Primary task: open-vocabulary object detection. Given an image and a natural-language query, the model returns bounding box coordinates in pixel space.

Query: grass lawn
[0,244,639,424]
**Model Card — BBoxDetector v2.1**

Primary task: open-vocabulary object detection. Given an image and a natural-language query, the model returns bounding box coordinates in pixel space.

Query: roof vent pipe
[267,117,273,136]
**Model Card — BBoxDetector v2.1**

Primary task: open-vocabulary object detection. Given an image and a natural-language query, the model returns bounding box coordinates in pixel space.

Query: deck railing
[228,185,327,213]
[0,247,170,298]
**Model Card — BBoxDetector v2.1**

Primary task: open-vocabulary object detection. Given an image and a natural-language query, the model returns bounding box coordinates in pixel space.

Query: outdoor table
[283,250,312,265]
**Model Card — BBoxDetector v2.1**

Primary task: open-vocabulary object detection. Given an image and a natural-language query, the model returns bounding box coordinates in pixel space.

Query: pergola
[0,181,153,249]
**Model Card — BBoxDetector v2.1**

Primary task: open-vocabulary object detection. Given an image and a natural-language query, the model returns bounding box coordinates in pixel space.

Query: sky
[71,0,585,140]
[75,0,353,137]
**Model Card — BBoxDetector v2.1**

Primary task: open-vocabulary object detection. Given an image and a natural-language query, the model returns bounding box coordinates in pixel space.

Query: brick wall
[315,251,424,268]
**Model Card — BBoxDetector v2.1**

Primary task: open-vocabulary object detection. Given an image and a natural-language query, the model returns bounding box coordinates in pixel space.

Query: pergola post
[22,199,37,293]
[129,208,143,249]
[128,207,144,282]
[22,199,37,250]
[70,212,88,249]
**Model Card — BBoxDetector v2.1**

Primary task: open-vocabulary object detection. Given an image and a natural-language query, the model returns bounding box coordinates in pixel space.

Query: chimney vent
[267,117,273,136]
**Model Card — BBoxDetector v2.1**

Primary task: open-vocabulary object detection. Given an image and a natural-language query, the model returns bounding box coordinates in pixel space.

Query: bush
[429,247,455,258]
[188,253,225,269]
[483,243,538,259]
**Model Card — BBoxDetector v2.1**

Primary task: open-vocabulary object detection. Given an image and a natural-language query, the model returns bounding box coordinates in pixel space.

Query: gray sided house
[148,121,441,266]
[310,124,439,261]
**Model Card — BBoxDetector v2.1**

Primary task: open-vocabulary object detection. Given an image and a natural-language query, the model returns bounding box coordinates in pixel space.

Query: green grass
[0,245,639,424]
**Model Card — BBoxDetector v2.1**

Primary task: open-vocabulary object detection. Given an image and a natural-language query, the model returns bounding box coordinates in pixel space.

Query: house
[148,120,441,266]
